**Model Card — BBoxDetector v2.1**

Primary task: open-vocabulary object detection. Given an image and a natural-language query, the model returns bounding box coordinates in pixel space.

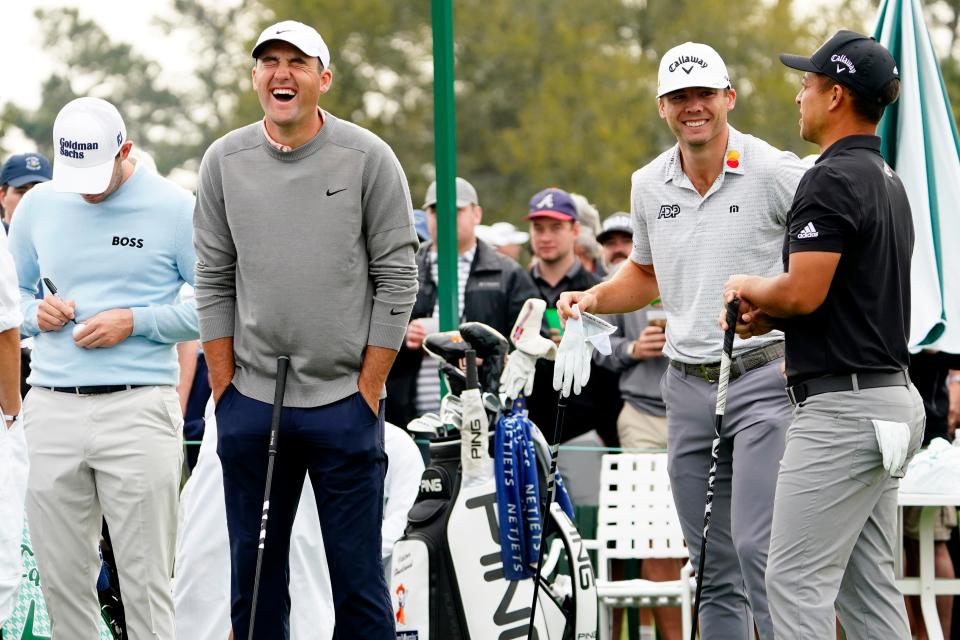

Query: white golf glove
[499,299,558,401]
[552,304,615,398]
[872,419,911,477]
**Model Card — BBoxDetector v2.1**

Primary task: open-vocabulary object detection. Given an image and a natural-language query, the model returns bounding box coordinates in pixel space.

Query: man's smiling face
[252,41,332,131]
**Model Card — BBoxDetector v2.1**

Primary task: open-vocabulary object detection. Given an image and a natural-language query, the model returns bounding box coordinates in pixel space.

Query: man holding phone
[7,96,197,638]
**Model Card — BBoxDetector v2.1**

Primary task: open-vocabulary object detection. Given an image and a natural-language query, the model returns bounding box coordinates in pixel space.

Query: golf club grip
[715,298,739,416]
[465,349,478,390]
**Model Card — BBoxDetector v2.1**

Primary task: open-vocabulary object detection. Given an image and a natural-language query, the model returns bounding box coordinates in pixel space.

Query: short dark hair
[818,74,900,124]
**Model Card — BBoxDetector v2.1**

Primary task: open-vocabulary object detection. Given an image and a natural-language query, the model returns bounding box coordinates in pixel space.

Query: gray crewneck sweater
[193,112,419,407]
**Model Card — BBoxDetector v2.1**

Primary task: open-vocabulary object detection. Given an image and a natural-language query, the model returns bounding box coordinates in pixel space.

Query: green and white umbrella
[874,0,960,352]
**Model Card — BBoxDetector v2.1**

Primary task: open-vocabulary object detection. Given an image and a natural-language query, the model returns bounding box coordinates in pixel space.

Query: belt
[47,385,146,395]
[669,342,785,384]
[786,370,911,405]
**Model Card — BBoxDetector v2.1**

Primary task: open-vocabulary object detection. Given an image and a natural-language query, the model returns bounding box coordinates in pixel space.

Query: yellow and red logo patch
[726,150,740,169]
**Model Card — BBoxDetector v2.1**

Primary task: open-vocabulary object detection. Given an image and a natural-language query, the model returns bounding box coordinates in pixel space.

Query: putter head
[459,322,509,394]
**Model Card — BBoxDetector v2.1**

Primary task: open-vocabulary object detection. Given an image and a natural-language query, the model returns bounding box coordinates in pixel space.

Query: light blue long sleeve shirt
[8,166,198,387]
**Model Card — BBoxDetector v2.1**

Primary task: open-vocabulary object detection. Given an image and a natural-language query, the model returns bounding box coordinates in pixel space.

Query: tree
[1,2,261,175]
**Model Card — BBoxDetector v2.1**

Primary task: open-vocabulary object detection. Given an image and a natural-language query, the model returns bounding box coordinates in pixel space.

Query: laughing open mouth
[272,88,296,102]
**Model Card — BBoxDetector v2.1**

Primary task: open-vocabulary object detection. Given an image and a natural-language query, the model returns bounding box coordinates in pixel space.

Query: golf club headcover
[460,386,492,485]
[509,298,557,359]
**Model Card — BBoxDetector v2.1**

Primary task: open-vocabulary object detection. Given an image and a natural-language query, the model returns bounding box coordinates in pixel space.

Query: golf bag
[390,325,597,640]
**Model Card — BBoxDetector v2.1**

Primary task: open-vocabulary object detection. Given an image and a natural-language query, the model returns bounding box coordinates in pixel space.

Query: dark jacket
[525,262,622,446]
[385,240,541,428]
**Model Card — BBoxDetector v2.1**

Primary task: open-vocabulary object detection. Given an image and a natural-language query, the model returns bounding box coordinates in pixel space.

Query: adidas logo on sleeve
[797,222,819,239]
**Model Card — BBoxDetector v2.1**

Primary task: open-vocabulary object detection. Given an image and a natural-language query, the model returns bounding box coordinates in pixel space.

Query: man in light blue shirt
[7,97,197,639]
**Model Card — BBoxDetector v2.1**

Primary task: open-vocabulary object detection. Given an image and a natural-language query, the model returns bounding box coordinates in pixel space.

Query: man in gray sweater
[193,20,419,640]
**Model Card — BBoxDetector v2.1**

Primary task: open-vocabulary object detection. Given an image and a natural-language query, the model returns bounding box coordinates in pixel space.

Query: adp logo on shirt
[657,204,681,219]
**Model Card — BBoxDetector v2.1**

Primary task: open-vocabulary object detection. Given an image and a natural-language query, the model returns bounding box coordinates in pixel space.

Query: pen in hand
[41,277,76,324]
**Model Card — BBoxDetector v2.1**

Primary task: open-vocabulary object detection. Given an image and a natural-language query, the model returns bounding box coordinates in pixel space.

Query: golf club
[690,298,740,640]
[248,355,290,640]
[525,392,567,640]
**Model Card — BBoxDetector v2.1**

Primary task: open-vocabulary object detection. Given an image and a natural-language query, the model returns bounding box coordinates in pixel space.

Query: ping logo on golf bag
[417,468,449,499]
[468,416,484,460]
[657,204,681,219]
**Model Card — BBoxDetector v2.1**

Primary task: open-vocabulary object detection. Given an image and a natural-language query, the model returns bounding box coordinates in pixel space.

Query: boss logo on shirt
[657,204,681,219]
[112,236,145,248]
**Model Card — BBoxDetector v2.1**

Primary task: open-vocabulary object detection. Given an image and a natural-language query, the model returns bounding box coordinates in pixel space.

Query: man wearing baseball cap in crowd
[724,31,923,637]
[385,176,537,428]
[0,152,52,230]
[6,96,198,638]
[524,187,622,453]
[193,20,418,639]
[557,43,808,638]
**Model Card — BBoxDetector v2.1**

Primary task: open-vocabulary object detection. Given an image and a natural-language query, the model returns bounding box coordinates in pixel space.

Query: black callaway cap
[780,30,900,104]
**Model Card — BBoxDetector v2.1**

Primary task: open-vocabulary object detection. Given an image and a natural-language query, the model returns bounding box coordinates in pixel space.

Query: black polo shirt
[782,135,914,385]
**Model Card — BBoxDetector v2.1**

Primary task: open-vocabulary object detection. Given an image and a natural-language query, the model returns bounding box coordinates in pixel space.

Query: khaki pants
[616,403,668,451]
[23,386,182,639]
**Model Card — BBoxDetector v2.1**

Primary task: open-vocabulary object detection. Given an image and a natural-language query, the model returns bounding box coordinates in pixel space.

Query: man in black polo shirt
[721,31,924,637]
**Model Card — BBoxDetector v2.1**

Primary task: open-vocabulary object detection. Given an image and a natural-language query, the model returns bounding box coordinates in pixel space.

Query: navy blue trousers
[216,384,393,640]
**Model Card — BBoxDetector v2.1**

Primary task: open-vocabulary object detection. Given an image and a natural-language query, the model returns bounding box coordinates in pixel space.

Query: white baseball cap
[656,42,731,98]
[52,97,127,194]
[252,20,331,69]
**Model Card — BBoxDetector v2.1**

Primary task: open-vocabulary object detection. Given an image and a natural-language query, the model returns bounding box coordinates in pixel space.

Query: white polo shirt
[0,228,22,333]
[630,126,808,363]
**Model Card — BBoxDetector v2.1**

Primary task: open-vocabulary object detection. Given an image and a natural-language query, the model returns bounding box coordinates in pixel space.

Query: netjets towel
[494,407,574,580]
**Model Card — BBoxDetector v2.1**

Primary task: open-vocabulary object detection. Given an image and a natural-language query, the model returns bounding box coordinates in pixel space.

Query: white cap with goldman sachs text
[252,20,331,69]
[656,42,731,98]
[52,97,127,194]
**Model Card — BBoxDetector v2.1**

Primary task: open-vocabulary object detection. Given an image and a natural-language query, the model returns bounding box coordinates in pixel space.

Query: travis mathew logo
[657,204,681,219]
[668,55,708,74]
[831,53,857,74]
[59,138,99,159]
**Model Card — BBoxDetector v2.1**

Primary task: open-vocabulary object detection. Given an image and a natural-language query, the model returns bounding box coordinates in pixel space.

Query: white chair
[583,453,694,640]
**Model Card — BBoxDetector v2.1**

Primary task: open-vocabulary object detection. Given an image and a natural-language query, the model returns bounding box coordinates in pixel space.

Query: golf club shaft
[526,394,567,640]
[690,299,739,640]
[248,355,290,640]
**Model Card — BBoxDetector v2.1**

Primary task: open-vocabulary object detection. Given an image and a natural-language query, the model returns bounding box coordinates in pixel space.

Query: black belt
[786,370,911,405]
[669,342,785,384]
[47,385,146,395]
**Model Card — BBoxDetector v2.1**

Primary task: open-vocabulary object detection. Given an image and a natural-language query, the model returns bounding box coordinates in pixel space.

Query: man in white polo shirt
[558,43,807,639]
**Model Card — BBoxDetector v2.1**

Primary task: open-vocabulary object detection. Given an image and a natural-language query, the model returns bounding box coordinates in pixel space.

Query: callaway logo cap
[525,187,578,222]
[657,42,731,98]
[423,177,479,209]
[780,30,900,104]
[0,153,52,188]
[252,20,331,69]
[596,213,633,244]
[51,97,126,195]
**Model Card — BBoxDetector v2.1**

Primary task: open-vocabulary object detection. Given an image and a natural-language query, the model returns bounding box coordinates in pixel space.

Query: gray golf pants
[766,383,925,639]
[662,359,790,640]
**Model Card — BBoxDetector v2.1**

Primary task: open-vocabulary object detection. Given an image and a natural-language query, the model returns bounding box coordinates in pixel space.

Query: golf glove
[500,298,559,401]
[552,304,615,398]
[872,419,911,477]
[500,350,539,400]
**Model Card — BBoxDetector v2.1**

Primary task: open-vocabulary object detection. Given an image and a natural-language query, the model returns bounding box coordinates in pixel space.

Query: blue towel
[495,402,574,580]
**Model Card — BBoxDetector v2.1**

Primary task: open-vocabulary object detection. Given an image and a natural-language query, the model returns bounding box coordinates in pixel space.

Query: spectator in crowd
[558,41,807,638]
[575,226,605,276]
[8,96,197,638]
[0,153,52,231]
[385,176,539,428]
[413,208,431,243]
[525,187,621,450]
[479,221,530,262]
[0,195,24,630]
[596,212,682,640]
[193,20,418,639]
